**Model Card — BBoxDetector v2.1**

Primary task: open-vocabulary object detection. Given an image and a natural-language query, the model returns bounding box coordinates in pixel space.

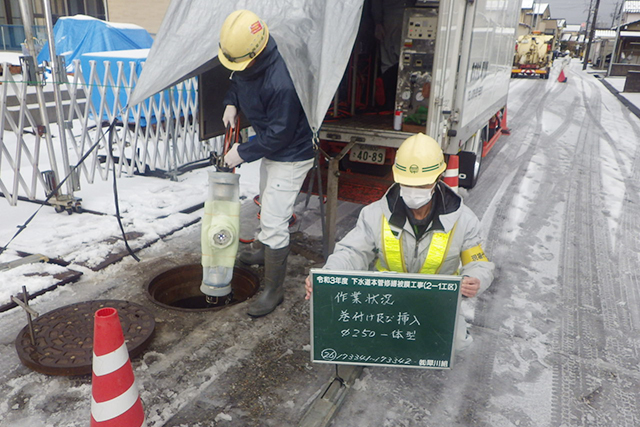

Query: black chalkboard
[310,269,461,369]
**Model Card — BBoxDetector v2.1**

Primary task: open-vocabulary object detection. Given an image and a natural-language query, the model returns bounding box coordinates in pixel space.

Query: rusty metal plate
[15,300,155,376]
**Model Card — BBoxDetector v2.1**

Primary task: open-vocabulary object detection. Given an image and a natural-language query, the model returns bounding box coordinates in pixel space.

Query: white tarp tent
[129,0,365,135]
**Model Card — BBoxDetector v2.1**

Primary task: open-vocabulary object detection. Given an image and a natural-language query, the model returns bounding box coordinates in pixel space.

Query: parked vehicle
[318,0,520,197]
[511,33,554,79]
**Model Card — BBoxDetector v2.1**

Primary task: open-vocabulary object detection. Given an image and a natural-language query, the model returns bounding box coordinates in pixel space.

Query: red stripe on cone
[443,155,459,193]
[93,308,125,356]
[91,308,146,427]
[92,362,136,402]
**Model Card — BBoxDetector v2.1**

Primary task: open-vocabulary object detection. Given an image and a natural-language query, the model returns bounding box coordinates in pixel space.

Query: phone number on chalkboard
[318,349,450,368]
[320,349,413,365]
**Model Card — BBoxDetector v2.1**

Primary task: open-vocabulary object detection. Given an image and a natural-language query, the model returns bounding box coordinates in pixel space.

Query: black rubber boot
[247,245,289,317]
[238,241,265,266]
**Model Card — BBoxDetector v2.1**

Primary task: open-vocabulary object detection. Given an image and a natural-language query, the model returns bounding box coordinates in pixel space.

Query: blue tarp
[37,15,153,71]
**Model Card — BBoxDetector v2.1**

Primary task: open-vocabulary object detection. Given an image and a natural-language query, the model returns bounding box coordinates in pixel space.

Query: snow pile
[1,158,262,305]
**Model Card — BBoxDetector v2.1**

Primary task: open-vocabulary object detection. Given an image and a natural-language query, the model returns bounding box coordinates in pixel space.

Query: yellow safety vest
[376,216,456,274]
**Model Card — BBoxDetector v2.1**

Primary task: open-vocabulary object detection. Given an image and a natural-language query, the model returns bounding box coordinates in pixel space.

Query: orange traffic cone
[558,69,567,83]
[443,155,459,193]
[91,307,146,427]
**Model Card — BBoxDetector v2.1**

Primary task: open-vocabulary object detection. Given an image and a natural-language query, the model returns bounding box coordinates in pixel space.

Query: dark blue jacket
[223,36,315,163]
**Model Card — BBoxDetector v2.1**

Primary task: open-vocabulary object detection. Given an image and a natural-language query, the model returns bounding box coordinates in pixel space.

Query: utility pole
[607,2,624,77]
[583,0,601,70]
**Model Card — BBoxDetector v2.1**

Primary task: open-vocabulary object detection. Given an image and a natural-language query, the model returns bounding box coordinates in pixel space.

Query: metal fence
[1,57,211,207]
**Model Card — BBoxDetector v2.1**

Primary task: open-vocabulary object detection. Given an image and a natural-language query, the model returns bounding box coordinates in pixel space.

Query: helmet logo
[409,164,419,174]
[250,21,263,34]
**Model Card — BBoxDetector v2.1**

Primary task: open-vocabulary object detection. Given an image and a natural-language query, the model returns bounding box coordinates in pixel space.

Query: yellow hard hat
[393,133,446,186]
[218,10,269,71]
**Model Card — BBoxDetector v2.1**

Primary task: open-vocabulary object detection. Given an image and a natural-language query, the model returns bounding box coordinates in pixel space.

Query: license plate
[349,144,386,165]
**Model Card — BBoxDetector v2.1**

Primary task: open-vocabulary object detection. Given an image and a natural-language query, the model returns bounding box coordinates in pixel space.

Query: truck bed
[320,113,412,148]
[323,112,395,131]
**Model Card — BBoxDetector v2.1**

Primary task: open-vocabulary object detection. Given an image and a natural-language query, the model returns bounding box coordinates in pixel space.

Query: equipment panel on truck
[313,0,519,203]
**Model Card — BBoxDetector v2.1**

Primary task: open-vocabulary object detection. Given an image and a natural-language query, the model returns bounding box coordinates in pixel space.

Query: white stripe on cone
[443,155,459,193]
[93,342,129,376]
[91,380,142,422]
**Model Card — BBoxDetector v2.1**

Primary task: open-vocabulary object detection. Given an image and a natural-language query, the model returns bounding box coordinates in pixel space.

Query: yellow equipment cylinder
[200,171,240,297]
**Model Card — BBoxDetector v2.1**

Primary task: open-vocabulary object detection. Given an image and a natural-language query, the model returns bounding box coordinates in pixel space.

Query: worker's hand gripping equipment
[392,133,447,186]
[218,10,269,71]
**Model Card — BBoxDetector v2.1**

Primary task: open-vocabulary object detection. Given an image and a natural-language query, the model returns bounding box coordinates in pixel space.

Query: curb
[597,77,640,119]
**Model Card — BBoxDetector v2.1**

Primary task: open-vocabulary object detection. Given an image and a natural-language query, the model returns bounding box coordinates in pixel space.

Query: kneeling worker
[305,133,494,350]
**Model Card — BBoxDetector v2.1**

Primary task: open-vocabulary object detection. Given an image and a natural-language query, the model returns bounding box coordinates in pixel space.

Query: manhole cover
[15,300,155,376]
[146,264,259,312]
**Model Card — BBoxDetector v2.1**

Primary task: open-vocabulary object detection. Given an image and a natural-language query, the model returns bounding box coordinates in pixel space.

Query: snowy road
[2,59,640,426]
[327,61,640,426]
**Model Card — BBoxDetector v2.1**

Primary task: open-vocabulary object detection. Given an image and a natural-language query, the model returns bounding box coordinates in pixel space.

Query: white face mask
[400,185,435,209]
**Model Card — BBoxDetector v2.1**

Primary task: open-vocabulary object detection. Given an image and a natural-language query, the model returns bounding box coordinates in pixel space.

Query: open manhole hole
[146,264,259,311]
[15,300,155,376]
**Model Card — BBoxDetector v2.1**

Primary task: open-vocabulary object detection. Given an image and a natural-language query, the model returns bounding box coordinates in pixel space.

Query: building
[560,24,585,56]
[518,0,552,37]
[609,19,640,75]
[1,0,170,51]
[1,1,107,26]
[589,29,616,69]
[620,0,640,25]
[607,1,640,75]
[104,0,170,36]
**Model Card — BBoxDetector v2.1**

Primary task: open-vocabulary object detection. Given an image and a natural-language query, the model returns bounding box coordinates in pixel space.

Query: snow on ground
[599,138,625,247]
[605,75,640,112]
[605,76,626,92]
[501,149,545,243]
[0,51,21,65]
[1,158,261,303]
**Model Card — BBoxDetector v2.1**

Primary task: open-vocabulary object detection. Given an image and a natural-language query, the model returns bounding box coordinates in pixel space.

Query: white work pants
[258,158,314,249]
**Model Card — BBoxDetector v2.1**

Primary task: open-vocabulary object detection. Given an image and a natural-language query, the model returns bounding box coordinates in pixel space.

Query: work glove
[224,143,244,168]
[222,105,237,128]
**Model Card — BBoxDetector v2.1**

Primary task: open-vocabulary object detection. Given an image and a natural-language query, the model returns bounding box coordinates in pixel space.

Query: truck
[511,33,554,79]
[132,0,520,227]
[317,0,521,204]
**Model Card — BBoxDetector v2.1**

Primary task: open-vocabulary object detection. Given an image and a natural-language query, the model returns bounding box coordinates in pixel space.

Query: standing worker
[305,133,494,349]
[219,10,315,317]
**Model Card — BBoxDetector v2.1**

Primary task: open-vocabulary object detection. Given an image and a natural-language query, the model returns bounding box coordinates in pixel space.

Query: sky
[542,0,620,26]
